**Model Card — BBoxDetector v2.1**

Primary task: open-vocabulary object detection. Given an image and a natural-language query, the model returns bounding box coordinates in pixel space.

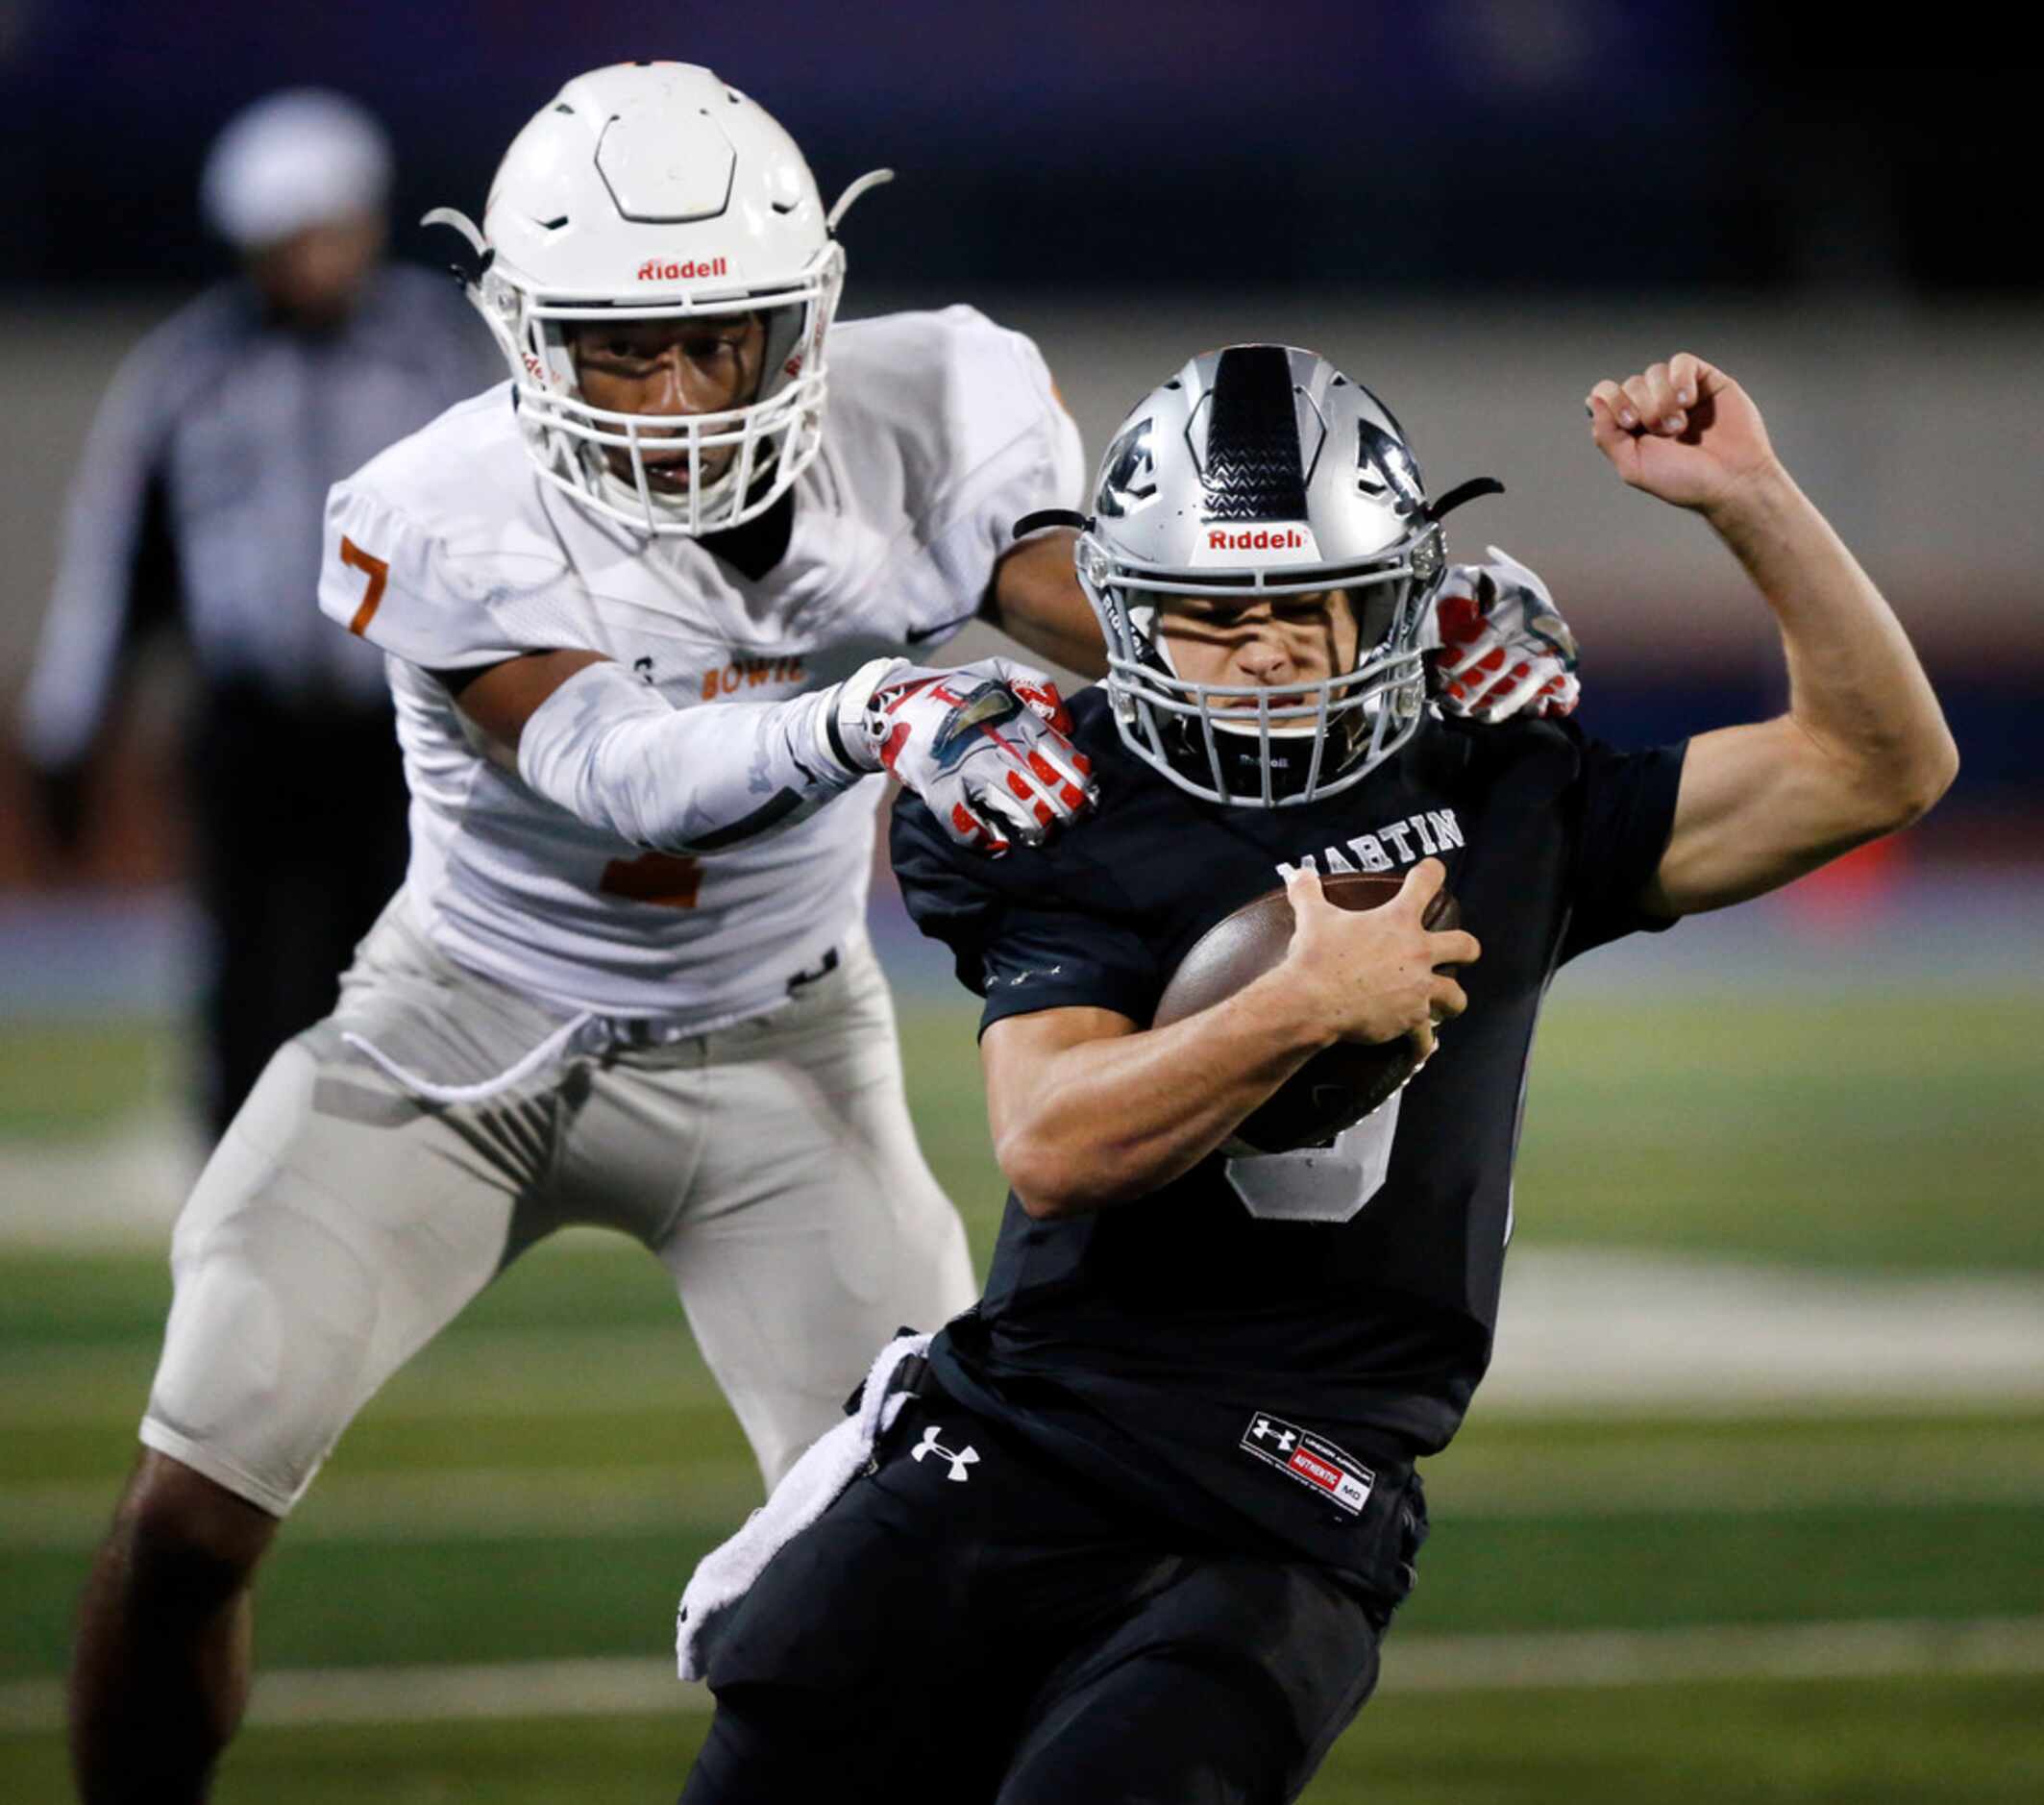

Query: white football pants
[139,898,975,1516]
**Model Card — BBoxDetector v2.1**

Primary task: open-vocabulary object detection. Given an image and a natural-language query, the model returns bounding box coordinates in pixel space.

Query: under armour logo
[910,1422,980,1483]
[1249,1417,1297,1453]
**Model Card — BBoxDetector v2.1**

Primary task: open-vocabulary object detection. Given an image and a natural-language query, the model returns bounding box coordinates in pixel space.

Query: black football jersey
[891,688,1686,1572]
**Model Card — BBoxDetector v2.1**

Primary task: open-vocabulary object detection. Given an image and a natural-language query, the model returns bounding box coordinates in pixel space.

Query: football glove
[833,656,1095,854]
[1424,545,1582,723]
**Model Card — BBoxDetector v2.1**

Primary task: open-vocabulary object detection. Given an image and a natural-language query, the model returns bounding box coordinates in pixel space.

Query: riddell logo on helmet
[1208,527,1307,552]
[636,257,729,282]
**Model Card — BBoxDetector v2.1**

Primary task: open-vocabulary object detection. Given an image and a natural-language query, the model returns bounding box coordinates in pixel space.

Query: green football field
[3,990,2041,1799]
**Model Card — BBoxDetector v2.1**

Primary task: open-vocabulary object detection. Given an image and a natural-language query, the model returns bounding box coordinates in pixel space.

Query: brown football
[1152,872,1461,1155]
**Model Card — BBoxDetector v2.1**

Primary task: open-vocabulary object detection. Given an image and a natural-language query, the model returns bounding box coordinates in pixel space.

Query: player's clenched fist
[1281,858,1480,1064]
[1585,352,1783,515]
[838,655,1096,854]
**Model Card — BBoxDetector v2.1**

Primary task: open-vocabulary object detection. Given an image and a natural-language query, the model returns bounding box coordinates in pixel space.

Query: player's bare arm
[981,527,1110,678]
[983,858,1477,1218]
[1587,352,1958,916]
[439,647,606,764]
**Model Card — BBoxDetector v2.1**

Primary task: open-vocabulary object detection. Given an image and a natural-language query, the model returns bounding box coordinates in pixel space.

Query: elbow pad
[516,660,870,854]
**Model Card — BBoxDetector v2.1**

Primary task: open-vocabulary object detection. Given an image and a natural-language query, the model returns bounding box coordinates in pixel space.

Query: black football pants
[679,1383,1389,1805]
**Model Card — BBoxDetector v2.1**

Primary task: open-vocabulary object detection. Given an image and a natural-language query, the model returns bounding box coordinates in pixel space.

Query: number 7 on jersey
[339,536,389,636]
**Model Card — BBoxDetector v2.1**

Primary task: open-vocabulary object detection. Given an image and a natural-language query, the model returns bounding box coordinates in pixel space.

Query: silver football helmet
[1044,345,1498,806]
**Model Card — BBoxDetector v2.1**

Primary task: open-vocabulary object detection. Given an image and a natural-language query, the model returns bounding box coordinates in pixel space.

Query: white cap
[200,88,392,251]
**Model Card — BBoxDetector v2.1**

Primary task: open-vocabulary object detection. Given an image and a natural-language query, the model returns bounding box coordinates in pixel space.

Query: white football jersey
[319,306,1083,1024]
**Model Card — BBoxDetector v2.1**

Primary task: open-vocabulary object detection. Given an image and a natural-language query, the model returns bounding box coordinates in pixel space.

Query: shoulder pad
[831,308,1074,487]
[319,401,572,670]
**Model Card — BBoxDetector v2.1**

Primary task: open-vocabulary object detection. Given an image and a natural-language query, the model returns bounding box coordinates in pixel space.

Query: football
[1151,872,1462,1154]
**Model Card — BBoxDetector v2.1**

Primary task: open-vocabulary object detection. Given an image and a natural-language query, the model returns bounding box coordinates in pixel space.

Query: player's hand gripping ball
[1153,873,1462,1154]
[860,657,1096,853]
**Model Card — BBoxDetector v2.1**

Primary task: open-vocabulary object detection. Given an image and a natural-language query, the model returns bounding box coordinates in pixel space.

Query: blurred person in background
[16,87,497,1137]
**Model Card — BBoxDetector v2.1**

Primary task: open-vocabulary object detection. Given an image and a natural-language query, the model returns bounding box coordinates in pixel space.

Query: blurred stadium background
[3,3,2040,1799]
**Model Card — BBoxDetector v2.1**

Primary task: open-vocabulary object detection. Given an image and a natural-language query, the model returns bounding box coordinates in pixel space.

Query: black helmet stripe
[1200,346,1309,523]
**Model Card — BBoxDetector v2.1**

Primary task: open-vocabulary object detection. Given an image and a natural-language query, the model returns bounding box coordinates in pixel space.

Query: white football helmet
[1036,344,1499,806]
[427,62,892,536]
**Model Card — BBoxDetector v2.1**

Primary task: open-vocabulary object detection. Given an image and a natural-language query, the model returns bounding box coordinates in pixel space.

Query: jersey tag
[1239,1413,1374,1517]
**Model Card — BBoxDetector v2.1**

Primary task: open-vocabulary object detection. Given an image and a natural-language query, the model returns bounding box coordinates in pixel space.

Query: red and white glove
[832,655,1095,854]
[1423,545,1581,722]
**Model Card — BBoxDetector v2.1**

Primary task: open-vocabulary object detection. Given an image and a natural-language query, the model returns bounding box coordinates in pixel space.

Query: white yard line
[0,1326,708,1426]
[6,1117,2044,1413]
[5,1617,2042,1735]
[6,1250,2043,1436]
[0,1113,202,1247]
[1485,1249,2044,1409]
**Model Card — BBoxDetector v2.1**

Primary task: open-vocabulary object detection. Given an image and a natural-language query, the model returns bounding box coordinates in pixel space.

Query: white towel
[677,1330,931,1682]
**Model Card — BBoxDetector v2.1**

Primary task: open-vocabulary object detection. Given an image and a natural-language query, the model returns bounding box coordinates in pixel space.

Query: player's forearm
[988,601,1107,680]
[997,974,1331,1218]
[986,531,1109,680]
[517,660,864,854]
[1706,466,1958,824]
